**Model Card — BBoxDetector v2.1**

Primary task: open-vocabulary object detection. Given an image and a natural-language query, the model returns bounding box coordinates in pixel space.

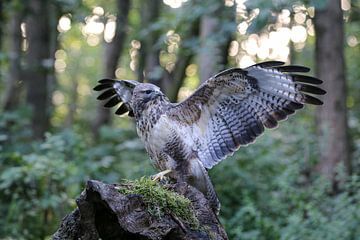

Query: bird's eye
[144,90,152,94]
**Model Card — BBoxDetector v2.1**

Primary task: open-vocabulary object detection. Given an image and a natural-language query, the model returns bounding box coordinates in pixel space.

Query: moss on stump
[53,179,228,240]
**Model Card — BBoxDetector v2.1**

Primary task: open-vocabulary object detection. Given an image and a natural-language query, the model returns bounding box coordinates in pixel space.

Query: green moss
[118,177,199,229]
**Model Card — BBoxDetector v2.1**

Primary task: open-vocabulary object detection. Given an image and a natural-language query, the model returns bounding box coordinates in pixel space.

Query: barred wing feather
[167,61,325,169]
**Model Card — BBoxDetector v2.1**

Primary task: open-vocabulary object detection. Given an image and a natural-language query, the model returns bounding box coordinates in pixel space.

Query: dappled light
[104,18,116,42]
[83,16,104,35]
[233,4,317,64]
[93,6,105,16]
[129,39,141,71]
[347,35,359,47]
[163,0,187,8]
[58,16,71,32]
[52,90,65,106]
[341,0,351,11]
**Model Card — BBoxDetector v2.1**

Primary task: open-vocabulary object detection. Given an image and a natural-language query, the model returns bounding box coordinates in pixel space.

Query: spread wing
[167,61,326,169]
[93,79,139,117]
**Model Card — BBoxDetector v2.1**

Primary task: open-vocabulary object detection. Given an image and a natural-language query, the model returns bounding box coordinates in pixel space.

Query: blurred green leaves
[211,118,360,239]
[0,110,150,239]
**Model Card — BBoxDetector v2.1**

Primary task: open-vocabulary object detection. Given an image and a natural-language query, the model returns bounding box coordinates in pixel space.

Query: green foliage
[0,106,33,153]
[0,110,150,239]
[1,110,359,239]
[0,136,80,238]
[119,177,199,228]
[211,118,360,240]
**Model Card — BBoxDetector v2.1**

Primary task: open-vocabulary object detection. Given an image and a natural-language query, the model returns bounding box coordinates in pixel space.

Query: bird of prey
[94,61,325,213]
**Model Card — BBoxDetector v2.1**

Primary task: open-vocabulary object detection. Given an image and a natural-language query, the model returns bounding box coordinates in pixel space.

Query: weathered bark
[314,0,351,184]
[92,0,131,136]
[25,0,52,139]
[198,2,235,83]
[3,6,23,111]
[53,180,228,240]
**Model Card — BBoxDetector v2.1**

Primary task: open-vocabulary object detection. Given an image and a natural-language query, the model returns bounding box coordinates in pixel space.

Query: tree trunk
[65,79,78,127]
[137,0,162,85]
[53,180,228,240]
[92,0,131,136]
[47,4,61,126]
[137,1,201,102]
[0,1,4,54]
[314,0,351,185]
[162,18,200,102]
[25,0,52,139]
[162,45,196,102]
[3,6,23,111]
[198,2,235,83]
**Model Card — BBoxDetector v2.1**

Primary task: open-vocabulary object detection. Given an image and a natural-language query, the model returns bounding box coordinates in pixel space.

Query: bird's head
[132,83,164,105]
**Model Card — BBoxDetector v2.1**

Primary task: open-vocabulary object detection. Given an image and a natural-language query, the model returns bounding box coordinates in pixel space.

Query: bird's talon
[152,169,172,181]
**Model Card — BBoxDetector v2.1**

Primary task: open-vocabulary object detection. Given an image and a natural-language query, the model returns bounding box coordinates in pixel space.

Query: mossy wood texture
[53,180,228,240]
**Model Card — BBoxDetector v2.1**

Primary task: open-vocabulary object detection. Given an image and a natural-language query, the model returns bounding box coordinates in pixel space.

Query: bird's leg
[152,169,172,181]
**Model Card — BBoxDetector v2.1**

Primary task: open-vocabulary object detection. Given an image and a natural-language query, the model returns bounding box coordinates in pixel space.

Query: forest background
[0,0,359,239]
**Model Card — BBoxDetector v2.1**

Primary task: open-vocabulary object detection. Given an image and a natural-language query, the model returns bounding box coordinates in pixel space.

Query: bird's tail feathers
[188,160,220,215]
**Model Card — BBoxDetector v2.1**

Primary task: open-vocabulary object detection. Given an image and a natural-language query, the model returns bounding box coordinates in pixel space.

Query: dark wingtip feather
[276,65,310,73]
[282,107,296,115]
[271,109,288,121]
[104,96,121,108]
[253,61,285,68]
[249,122,264,135]
[97,89,116,100]
[128,110,135,117]
[304,94,323,105]
[299,84,326,95]
[287,101,304,110]
[123,80,138,88]
[263,116,278,129]
[115,103,129,115]
[93,83,113,91]
[291,74,323,85]
[99,78,115,84]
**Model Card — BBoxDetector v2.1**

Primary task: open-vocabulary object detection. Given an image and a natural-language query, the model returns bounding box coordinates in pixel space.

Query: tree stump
[53,180,228,240]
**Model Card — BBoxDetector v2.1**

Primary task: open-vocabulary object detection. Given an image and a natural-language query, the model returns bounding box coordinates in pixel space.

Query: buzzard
[94,61,325,213]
